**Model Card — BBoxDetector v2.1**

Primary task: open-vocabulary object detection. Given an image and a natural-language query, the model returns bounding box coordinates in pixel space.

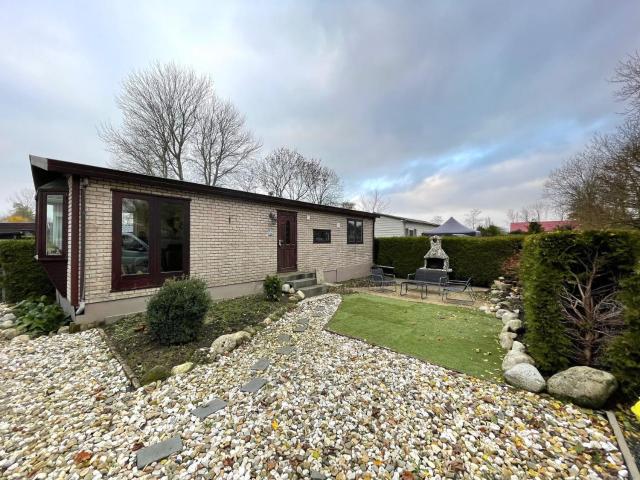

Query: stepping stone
[276,346,295,355]
[310,472,326,480]
[251,358,270,371]
[240,377,267,393]
[192,398,227,420]
[277,334,292,343]
[293,324,307,332]
[136,436,183,469]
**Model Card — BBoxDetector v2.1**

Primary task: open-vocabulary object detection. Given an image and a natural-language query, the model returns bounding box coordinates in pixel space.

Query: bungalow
[30,155,377,324]
[374,214,438,238]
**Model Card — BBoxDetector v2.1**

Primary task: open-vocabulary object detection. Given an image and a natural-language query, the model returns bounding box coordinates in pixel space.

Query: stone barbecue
[420,235,452,282]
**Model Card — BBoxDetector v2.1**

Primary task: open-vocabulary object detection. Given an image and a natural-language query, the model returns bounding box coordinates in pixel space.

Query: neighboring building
[0,222,35,239]
[423,217,477,236]
[375,214,438,238]
[509,220,577,233]
[30,155,377,324]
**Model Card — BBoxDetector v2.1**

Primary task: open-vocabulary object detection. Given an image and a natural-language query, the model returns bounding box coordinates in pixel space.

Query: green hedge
[521,231,640,397]
[375,235,524,287]
[0,239,54,303]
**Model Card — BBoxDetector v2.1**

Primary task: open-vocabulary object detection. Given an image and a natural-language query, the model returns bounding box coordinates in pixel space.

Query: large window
[112,192,190,291]
[37,191,67,259]
[313,229,331,244]
[347,218,364,244]
[46,194,65,255]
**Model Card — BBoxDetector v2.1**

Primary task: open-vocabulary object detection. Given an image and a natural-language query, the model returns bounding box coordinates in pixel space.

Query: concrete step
[299,284,328,299]
[290,277,317,289]
[278,272,315,282]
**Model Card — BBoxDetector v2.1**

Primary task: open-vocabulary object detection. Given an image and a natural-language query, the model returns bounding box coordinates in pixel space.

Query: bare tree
[358,189,389,213]
[613,50,640,119]
[340,201,356,209]
[100,62,211,180]
[257,147,306,199]
[506,209,519,224]
[190,95,262,186]
[559,252,624,366]
[464,208,482,229]
[305,158,343,205]
[2,188,36,221]
[528,201,549,222]
[430,215,443,225]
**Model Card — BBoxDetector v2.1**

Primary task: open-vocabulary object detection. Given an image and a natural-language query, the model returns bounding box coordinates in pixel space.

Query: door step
[278,272,315,282]
[298,284,328,299]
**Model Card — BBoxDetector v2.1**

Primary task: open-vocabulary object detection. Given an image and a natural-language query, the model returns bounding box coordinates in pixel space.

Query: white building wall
[374,215,405,237]
[405,220,436,236]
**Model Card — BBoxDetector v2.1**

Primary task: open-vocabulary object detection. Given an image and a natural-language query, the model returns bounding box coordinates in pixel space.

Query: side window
[347,218,364,244]
[45,194,65,256]
[313,229,331,244]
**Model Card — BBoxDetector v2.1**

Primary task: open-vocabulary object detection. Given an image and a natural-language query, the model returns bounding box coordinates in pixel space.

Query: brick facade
[82,178,373,304]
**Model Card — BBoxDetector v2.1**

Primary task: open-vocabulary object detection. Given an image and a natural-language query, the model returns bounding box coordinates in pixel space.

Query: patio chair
[440,277,475,303]
[370,267,397,292]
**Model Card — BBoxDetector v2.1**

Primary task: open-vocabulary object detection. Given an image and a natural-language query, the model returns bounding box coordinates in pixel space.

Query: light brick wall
[82,178,373,304]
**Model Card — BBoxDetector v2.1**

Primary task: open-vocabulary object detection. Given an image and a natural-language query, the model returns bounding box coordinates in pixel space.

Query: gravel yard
[0,294,629,479]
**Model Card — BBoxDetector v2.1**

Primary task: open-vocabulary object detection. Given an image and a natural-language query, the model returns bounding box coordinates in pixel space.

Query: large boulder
[11,334,30,344]
[547,366,618,409]
[1,328,19,340]
[1,312,16,324]
[501,311,519,323]
[296,290,306,300]
[511,341,526,353]
[504,363,546,393]
[282,284,291,293]
[495,309,509,319]
[171,362,194,375]
[502,351,535,372]
[210,331,251,357]
[499,332,517,350]
[505,319,523,333]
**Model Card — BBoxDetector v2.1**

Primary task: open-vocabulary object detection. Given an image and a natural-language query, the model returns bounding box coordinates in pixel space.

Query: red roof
[509,220,577,233]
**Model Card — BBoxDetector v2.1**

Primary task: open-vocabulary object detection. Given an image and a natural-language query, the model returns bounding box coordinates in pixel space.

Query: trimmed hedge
[375,235,524,287]
[521,230,640,397]
[0,239,54,303]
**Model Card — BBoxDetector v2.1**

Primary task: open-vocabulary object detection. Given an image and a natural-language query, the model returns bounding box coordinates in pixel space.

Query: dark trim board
[30,155,378,220]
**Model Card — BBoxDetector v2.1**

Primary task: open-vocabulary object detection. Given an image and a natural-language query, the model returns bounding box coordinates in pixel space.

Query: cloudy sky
[2,1,640,227]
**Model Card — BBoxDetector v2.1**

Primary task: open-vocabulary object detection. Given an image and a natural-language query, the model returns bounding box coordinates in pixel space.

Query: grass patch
[327,293,503,381]
[103,294,291,380]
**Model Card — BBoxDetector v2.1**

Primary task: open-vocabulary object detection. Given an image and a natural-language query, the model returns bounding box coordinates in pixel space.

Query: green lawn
[327,293,503,381]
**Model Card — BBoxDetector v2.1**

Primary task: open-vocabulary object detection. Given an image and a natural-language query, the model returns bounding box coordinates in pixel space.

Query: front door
[277,210,297,272]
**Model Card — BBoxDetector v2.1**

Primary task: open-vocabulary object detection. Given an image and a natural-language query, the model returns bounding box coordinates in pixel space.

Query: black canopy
[425,217,477,236]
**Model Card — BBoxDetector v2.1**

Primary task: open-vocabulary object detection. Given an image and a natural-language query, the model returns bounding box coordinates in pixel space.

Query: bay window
[37,191,67,259]
[112,191,190,291]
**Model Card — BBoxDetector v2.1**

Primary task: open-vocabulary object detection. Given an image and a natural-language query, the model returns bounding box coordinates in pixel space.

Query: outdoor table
[400,280,428,299]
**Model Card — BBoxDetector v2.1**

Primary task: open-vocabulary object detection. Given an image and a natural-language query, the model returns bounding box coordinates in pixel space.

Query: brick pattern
[81,178,373,304]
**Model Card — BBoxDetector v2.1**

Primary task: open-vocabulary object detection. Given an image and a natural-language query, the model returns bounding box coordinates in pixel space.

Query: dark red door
[277,210,297,272]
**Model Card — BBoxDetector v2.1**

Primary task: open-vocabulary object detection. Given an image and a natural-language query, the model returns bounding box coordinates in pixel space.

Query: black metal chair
[370,267,396,292]
[440,277,475,303]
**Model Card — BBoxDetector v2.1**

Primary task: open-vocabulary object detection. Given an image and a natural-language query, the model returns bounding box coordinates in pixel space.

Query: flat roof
[377,213,439,226]
[30,155,378,219]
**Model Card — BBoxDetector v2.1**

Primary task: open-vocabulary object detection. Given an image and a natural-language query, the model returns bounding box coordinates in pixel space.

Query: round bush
[146,277,211,345]
[263,275,283,301]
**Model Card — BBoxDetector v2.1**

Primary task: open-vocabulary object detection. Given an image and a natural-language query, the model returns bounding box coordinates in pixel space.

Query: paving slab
[310,471,326,480]
[136,436,183,469]
[277,334,292,343]
[293,324,307,332]
[240,377,268,393]
[276,346,295,355]
[251,358,270,371]
[192,398,227,420]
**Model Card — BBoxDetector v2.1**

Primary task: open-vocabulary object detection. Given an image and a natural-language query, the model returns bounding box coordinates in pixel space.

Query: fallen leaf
[131,442,144,452]
[401,471,415,480]
[73,451,92,465]
[223,457,234,467]
[271,419,279,431]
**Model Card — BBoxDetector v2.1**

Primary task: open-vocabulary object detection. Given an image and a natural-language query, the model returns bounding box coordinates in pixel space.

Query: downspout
[75,178,88,315]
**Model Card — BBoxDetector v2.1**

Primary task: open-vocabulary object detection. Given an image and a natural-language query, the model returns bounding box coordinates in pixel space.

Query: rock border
[606,410,640,480]
[97,328,141,389]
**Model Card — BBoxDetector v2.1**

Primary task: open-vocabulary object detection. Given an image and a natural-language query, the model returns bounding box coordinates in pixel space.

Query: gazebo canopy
[426,217,476,236]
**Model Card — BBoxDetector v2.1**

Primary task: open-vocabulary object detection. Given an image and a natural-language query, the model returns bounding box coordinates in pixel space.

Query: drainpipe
[75,178,89,315]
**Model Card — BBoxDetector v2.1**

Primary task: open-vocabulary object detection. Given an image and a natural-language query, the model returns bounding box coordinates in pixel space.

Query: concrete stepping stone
[276,346,295,355]
[251,358,270,371]
[293,324,307,332]
[136,436,183,469]
[192,398,227,420]
[311,471,326,480]
[240,377,267,393]
[277,334,292,343]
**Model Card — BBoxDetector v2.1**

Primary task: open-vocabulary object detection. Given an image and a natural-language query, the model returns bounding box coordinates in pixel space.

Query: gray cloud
[1,1,639,226]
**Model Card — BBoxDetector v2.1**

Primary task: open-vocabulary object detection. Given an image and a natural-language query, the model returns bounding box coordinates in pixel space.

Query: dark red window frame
[111,190,190,291]
[36,190,68,260]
